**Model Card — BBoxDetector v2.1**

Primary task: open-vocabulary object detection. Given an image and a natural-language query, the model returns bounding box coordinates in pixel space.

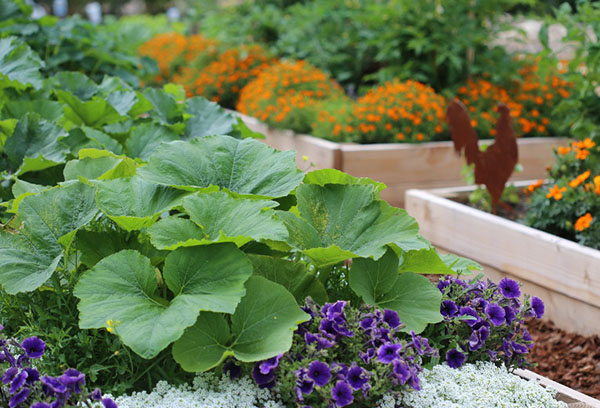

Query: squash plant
[0,131,481,372]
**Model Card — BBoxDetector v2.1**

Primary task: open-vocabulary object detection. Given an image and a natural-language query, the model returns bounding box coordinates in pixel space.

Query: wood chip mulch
[526,318,600,399]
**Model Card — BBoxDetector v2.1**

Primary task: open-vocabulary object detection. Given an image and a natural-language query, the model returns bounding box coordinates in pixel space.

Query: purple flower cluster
[435,276,544,369]
[251,300,438,407]
[0,325,116,408]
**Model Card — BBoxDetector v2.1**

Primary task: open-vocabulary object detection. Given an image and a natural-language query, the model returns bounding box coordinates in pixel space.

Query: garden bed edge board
[236,111,567,207]
[404,186,600,336]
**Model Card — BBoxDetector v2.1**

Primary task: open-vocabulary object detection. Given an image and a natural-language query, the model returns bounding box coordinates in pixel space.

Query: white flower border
[109,362,567,408]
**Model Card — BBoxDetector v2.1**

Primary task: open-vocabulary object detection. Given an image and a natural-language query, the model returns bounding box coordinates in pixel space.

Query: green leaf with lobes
[349,248,442,333]
[137,136,304,197]
[0,182,97,294]
[74,244,253,359]
[94,176,189,231]
[172,276,310,372]
[278,184,422,266]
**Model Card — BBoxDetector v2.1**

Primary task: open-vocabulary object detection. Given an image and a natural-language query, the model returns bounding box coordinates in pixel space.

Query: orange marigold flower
[557,146,571,155]
[546,184,567,200]
[569,170,591,188]
[594,175,600,194]
[578,138,596,149]
[574,213,593,232]
[575,148,590,160]
[526,179,544,193]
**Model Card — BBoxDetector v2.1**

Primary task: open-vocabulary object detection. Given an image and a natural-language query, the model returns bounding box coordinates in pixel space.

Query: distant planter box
[237,113,567,207]
[405,184,600,337]
[518,369,600,408]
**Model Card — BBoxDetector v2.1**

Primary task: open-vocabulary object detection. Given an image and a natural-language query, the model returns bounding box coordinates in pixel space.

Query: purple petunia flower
[359,317,376,331]
[304,332,334,350]
[485,303,506,326]
[382,309,401,328]
[58,368,85,394]
[331,381,353,407]
[437,279,450,293]
[358,348,375,364]
[2,367,18,384]
[102,398,118,408]
[223,361,242,380]
[499,278,521,299]
[259,355,282,375]
[90,388,103,401]
[504,305,517,325]
[522,329,533,343]
[296,377,314,395]
[377,343,402,364]
[23,368,39,386]
[307,360,331,386]
[502,338,513,357]
[459,306,480,327]
[346,365,368,390]
[31,403,51,408]
[41,376,67,396]
[511,341,529,355]
[319,318,354,339]
[392,360,410,384]
[10,370,28,393]
[251,364,276,388]
[21,337,45,359]
[9,387,29,408]
[531,297,545,319]
[446,348,466,369]
[440,299,458,317]
[468,325,490,351]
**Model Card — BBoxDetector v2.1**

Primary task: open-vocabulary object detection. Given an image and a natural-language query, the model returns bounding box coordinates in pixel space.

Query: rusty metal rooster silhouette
[446,99,518,214]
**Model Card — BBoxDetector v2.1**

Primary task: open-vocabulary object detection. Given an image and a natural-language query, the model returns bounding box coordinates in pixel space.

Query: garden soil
[526,318,600,399]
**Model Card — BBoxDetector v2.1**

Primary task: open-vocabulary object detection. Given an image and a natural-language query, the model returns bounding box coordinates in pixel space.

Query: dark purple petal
[377,343,402,364]
[252,364,275,386]
[10,370,28,393]
[90,388,103,401]
[2,367,18,384]
[392,360,410,384]
[511,341,529,354]
[446,348,466,369]
[503,306,517,325]
[485,303,506,326]
[383,309,400,328]
[31,403,51,408]
[20,337,45,359]
[440,300,458,317]
[307,360,331,387]
[41,376,67,396]
[531,297,545,319]
[358,348,375,364]
[459,306,480,327]
[23,368,39,386]
[58,368,85,393]
[9,387,29,407]
[498,278,521,299]
[259,355,282,375]
[102,398,118,408]
[331,381,353,407]
[346,365,368,390]
[223,361,242,380]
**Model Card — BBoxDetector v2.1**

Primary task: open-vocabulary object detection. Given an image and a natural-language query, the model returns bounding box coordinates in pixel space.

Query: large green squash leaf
[0,182,97,293]
[303,169,386,192]
[148,192,288,249]
[349,249,442,333]
[280,184,421,267]
[74,244,253,359]
[184,97,237,140]
[56,91,123,127]
[95,176,189,231]
[0,36,43,90]
[137,136,303,197]
[64,150,137,181]
[2,100,64,122]
[143,88,179,124]
[248,254,327,305]
[125,122,178,161]
[3,113,68,175]
[55,71,98,101]
[172,276,309,372]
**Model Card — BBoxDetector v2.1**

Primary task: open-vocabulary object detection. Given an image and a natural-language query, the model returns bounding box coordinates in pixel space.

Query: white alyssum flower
[110,373,284,408]
[400,361,568,408]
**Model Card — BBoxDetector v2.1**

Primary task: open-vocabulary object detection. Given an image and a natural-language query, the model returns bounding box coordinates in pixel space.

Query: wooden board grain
[405,187,600,336]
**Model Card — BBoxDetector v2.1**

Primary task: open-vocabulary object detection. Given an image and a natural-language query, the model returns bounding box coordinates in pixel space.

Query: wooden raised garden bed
[237,113,567,207]
[518,369,600,407]
[405,184,600,337]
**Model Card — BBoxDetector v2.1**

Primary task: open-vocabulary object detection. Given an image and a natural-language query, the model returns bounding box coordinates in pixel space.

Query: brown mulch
[526,318,600,399]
